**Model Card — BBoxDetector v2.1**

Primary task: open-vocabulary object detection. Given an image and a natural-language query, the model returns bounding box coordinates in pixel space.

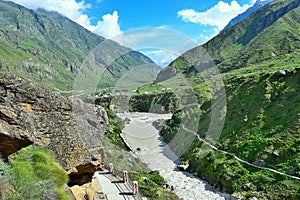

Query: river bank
[117,112,230,200]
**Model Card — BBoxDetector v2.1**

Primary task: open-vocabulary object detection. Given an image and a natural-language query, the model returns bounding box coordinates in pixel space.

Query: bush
[2,146,71,200]
[105,109,129,151]
[129,171,178,199]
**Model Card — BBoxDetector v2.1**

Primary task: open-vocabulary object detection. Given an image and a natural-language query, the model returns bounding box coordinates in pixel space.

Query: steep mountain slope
[181,69,300,199]
[222,0,273,31]
[0,0,156,91]
[156,0,300,89]
[201,0,300,69]
[154,0,300,198]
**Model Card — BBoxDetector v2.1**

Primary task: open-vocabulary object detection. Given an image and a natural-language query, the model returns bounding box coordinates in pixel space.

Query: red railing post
[109,163,114,174]
[132,181,138,195]
[122,170,128,183]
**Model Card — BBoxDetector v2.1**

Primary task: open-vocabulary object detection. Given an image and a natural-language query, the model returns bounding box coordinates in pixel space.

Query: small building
[109,104,115,111]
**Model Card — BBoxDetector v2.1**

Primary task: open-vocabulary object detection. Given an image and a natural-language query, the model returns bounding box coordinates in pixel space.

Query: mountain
[153,0,300,198]
[222,0,273,31]
[153,0,300,105]
[163,0,299,77]
[205,0,300,71]
[0,0,157,91]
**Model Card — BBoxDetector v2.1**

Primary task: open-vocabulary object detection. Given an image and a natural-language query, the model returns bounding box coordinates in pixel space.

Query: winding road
[181,125,300,181]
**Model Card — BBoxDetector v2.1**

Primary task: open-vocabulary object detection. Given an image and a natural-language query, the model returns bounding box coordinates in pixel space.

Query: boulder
[142,177,150,184]
[241,183,251,191]
[70,179,104,200]
[276,70,287,77]
[269,129,277,135]
[0,181,16,200]
[229,194,243,200]
[253,159,265,167]
[238,78,246,83]
[177,164,189,171]
[0,73,109,185]
[124,118,131,124]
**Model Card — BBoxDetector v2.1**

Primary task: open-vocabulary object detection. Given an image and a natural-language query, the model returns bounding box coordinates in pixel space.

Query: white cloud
[10,0,122,39]
[113,28,198,56]
[143,49,179,67]
[92,11,122,39]
[177,0,251,30]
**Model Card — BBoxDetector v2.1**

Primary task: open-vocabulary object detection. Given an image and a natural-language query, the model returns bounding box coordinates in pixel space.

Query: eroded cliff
[0,73,109,185]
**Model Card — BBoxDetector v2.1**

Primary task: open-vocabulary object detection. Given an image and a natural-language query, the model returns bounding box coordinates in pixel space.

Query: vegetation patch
[0,146,70,200]
[105,109,129,151]
[130,171,179,200]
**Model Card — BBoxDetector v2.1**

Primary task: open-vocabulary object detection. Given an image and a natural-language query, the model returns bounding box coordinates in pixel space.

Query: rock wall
[0,73,109,185]
[129,91,179,114]
[95,91,180,114]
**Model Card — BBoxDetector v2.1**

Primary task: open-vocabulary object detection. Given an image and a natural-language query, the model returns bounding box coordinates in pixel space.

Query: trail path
[95,171,139,200]
[182,125,300,181]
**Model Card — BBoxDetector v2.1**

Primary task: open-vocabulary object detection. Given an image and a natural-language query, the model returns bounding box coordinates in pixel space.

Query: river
[117,112,229,200]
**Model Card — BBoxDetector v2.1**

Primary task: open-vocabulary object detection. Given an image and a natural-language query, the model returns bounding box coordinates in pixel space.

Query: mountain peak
[222,0,273,31]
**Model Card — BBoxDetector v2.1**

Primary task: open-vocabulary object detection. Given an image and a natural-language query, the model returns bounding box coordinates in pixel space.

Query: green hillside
[177,69,300,199]
[203,0,300,71]
[156,0,300,198]
[0,0,155,91]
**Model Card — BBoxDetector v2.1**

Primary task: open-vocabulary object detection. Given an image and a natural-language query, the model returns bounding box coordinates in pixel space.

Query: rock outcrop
[154,67,177,83]
[129,91,179,114]
[0,73,109,185]
[70,175,104,200]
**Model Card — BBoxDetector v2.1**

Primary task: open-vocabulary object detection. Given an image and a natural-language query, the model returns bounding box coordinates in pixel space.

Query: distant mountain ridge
[0,0,157,91]
[222,0,273,31]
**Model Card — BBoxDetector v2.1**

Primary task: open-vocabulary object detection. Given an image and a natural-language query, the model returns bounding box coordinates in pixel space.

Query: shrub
[4,146,71,200]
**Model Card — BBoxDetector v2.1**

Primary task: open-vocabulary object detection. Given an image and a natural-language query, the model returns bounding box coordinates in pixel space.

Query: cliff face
[0,73,109,185]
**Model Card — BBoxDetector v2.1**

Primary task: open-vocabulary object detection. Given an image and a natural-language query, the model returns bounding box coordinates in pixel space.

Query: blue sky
[84,0,254,41]
[11,0,259,66]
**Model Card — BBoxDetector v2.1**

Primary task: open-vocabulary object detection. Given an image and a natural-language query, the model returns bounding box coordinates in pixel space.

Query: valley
[0,0,300,199]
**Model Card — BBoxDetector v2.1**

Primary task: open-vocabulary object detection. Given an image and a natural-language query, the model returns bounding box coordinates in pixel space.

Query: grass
[160,68,300,198]
[130,171,179,200]
[105,109,129,151]
[136,83,165,94]
[188,150,300,199]
[0,146,70,200]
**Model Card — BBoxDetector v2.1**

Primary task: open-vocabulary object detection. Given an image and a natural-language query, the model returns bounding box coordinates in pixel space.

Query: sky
[10,0,260,66]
